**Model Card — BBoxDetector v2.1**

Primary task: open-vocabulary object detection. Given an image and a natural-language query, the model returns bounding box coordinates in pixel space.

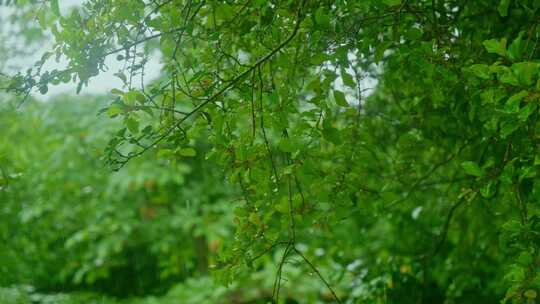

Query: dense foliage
[0,97,233,299]
[2,0,540,303]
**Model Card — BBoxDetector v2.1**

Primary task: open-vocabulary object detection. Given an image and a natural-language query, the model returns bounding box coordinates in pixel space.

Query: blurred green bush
[0,96,234,297]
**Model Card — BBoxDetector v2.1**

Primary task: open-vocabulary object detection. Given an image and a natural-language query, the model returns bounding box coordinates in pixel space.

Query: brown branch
[385,138,473,209]
[258,66,279,185]
[293,247,343,304]
[430,195,466,257]
[515,182,528,225]
[272,242,293,302]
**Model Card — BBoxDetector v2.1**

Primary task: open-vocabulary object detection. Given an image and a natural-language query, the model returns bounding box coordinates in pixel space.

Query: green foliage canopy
[2,0,540,303]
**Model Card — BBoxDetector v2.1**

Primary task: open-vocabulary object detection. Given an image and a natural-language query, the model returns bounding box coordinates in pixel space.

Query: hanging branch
[109,0,305,169]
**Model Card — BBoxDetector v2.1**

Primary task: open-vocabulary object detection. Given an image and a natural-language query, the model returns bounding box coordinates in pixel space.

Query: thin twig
[293,247,343,304]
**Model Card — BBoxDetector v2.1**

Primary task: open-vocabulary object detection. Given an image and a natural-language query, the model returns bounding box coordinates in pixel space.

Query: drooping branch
[110,0,306,169]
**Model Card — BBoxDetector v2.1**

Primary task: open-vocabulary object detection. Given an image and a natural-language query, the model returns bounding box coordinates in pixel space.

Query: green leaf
[37,10,47,29]
[107,104,124,117]
[322,124,341,144]
[114,72,127,84]
[383,0,401,6]
[278,138,296,153]
[177,148,197,157]
[310,53,329,65]
[519,166,536,181]
[39,84,48,95]
[500,119,520,138]
[508,32,524,61]
[534,154,540,166]
[274,197,289,214]
[483,38,507,57]
[502,219,522,232]
[375,41,392,63]
[468,64,491,79]
[123,89,146,105]
[496,66,519,86]
[504,90,528,113]
[405,28,423,40]
[518,102,536,121]
[110,88,124,95]
[480,181,496,198]
[248,213,261,226]
[341,70,356,88]
[314,8,331,29]
[156,148,174,159]
[125,117,139,134]
[334,90,349,107]
[517,252,533,266]
[498,0,510,17]
[76,81,83,94]
[524,289,537,299]
[51,0,60,16]
[512,62,540,86]
[461,161,484,177]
